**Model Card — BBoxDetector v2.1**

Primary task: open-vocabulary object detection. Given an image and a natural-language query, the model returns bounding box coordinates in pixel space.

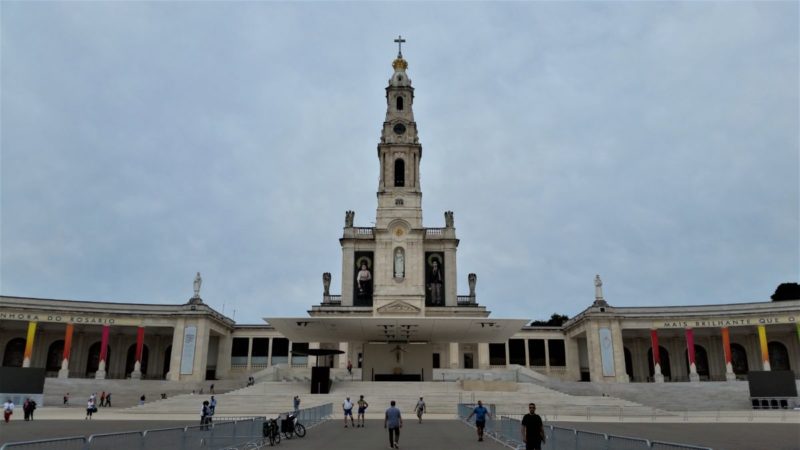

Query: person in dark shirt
[521,403,545,450]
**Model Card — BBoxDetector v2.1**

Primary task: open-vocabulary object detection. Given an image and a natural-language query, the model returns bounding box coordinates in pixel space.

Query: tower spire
[394,35,406,58]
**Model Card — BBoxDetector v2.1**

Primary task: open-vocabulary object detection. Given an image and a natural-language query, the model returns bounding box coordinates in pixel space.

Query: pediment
[377,301,421,314]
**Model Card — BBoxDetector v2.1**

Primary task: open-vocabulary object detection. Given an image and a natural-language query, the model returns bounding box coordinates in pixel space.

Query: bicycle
[281,412,306,439]
[262,416,281,446]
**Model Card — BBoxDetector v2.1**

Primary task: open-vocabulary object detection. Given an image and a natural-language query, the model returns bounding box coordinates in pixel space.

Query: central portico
[265,39,527,381]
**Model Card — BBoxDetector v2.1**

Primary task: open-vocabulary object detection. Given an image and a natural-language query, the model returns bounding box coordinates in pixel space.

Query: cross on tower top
[394,35,406,58]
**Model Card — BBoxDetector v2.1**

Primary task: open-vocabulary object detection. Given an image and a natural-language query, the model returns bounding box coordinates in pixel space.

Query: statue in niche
[428,260,443,305]
[468,273,477,297]
[444,211,454,228]
[345,210,355,227]
[193,272,202,298]
[322,272,331,296]
[357,263,372,295]
[394,248,405,278]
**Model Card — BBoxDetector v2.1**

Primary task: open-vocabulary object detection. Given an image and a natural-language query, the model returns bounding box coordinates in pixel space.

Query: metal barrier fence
[0,403,334,450]
[0,418,265,450]
[457,404,713,450]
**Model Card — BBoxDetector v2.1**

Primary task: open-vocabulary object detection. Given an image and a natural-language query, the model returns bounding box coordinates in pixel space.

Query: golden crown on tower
[392,58,408,70]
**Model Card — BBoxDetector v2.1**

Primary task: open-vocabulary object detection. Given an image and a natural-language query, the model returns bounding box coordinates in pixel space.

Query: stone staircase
[117,378,665,419]
[544,378,800,411]
[43,376,248,408]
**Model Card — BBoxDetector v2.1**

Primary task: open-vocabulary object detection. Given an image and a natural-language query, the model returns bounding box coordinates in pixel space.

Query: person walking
[22,398,30,421]
[3,399,14,423]
[209,396,217,415]
[466,400,491,442]
[343,397,355,427]
[99,391,106,407]
[357,395,369,427]
[85,398,95,420]
[384,400,403,449]
[414,397,426,423]
[293,395,301,412]
[521,403,546,450]
[27,399,36,421]
[200,400,212,430]
[210,383,215,394]
[105,392,112,407]
[63,393,69,407]
[347,360,353,376]
[139,394,146,406]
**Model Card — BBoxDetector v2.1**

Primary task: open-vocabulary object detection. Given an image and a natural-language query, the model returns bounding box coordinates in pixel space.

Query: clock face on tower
[393,123,406,135]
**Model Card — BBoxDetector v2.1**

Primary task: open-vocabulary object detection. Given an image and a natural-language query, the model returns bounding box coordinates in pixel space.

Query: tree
[771,283,800,301]
[529,313,570,327]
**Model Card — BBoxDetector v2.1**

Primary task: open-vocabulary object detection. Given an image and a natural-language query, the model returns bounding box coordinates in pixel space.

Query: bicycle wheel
[294,423,306,437]
[282,430,293,440]
[269,433,276,446]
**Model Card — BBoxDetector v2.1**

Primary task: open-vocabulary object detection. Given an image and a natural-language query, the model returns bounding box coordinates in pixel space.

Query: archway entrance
[2,338,25,367]
[647,346,671,380]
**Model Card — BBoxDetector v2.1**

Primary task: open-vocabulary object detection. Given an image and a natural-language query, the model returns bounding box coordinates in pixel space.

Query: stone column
[22,321,37,368]
[720,327,736,381]
[524,339,530,367]
[131,326,145,379]
[544,339,551,374]
[308,342,320,368]
[191,320,211,380]
[267,337,273,366]
[565,336,581,381]
[341,243,355,307]
[166,319,185,381]
[650,329,664,383]
[449,342,459,368]
[585,324,603,382]
[610,322,629,382]
[757,325,770,371]
[216,332,233,379]
[59,323,74,378]
[685,328,699,382]
[338,342,349,369]
[95,325,110,379]
[504,341,510,368]
[444,245,457,306]
[246,337,254,371]
[477,342,490,369]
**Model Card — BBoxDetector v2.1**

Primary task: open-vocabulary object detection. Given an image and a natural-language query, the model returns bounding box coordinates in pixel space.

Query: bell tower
[376,35,422,229]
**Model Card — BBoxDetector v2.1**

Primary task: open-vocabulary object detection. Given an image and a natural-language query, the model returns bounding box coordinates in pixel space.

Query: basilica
[1,42,798,388]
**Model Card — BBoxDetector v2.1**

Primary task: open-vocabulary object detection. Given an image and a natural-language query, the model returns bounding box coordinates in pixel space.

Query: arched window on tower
[396,96,404,110]
[394,159,405,187]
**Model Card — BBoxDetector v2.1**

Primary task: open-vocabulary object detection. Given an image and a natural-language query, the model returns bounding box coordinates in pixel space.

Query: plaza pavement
[2,411,799,450]
[0,417,504,450]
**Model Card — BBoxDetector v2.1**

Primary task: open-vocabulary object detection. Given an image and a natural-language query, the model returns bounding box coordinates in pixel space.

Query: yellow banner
[23,321,37,360]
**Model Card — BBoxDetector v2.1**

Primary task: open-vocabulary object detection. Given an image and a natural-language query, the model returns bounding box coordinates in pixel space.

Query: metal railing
[457,404,713,450]
[1,404,335,450]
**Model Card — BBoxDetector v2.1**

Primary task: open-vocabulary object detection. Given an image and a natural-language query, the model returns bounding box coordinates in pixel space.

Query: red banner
[135,327,145,362]
[99,325,110,363]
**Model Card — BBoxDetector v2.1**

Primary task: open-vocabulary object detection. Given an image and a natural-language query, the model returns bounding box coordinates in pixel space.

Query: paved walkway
[0,418,504,450]
[553,421,800,450]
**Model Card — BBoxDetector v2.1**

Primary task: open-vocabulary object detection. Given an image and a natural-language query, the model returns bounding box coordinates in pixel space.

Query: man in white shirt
[3,399,14,423]
[342,397,355,427]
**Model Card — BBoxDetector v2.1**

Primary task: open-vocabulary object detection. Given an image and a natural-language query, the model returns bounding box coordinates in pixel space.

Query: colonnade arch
[731,343,749,375]
[647,346,671,380]
[46,340,64,372]
[684,345,709,378]
[2,338,25,367]
[125,344,150,376]
[768,341,791,371]
[85,342,111,376]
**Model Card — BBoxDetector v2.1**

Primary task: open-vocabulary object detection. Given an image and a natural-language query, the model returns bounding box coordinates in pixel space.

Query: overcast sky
[2,2,797,324]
